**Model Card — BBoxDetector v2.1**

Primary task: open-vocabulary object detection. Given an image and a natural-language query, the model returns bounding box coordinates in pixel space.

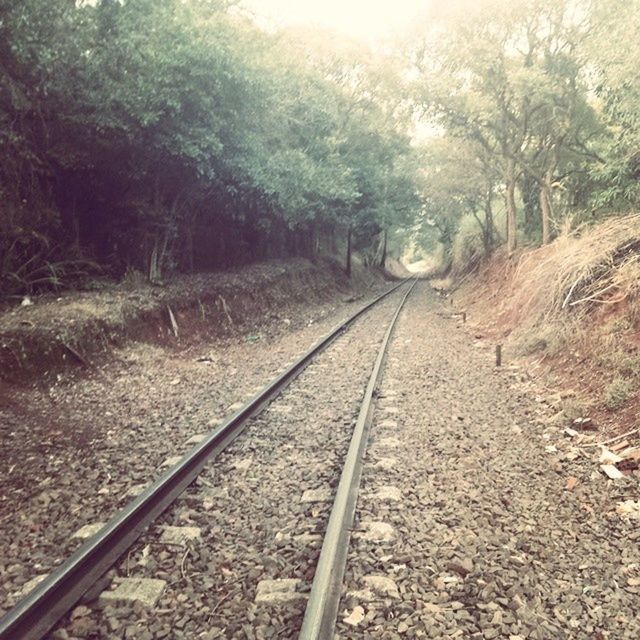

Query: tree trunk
[185,224,195,272]
[479,201,492,255]
[346,226,352,278]
[380,228,387,268]
[520,172,540,238]
[505,158,518,255]
[149,236,160,283]
[539,168,554,245]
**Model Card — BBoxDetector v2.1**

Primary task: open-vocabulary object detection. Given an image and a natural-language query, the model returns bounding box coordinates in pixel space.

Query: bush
[451,214,485,275]
[603,376,634,410]
[450,208,506,276]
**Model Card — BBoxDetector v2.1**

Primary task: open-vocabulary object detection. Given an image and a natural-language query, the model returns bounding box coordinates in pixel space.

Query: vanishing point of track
[0,278,416,640]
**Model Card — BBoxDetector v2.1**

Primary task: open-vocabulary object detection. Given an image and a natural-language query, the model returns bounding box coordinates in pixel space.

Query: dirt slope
[448,242,640,448]
[0,258,392,383]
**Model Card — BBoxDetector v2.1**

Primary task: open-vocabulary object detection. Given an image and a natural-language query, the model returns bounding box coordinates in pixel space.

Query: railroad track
[0,278,416,640]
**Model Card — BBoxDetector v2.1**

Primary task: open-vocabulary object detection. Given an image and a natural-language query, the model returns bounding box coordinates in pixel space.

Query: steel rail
[0,278,412,640]
[298,279,417,640]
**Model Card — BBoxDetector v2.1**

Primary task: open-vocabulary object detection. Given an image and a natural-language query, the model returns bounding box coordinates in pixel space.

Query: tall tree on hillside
[416,0,597,250]
[587,0,640,210]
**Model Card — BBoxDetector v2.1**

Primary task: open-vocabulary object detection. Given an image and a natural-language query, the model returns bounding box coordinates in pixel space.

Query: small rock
[234,458,253,471]
[254,579,306,604]
[343,605,366,626]
[100,578,166,607]
[356,521,396,543]
[616,500,640,519]
[70,605,92,620]
[16,574,48,598]
[159,526,201,545]
[160,455,182,469]
[373,486,402,502]
[373,458,397,471]
[72,522,106,541]
[349,575,400,600]
[301,487,332,503]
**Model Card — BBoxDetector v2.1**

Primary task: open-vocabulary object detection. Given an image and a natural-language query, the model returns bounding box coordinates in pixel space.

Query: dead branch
[166,305,179,338]
[62,342,89,366]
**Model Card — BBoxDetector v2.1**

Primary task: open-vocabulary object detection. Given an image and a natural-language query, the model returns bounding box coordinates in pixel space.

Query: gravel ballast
[42,286,410,638]
[337,282,639,639]
[5,280,638,640]
[0,279,394,616]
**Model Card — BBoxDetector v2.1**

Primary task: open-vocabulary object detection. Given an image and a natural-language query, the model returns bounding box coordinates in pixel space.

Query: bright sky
[242,0,430,43]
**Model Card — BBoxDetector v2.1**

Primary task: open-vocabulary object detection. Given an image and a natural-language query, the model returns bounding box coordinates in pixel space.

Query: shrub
[603,376,634,410]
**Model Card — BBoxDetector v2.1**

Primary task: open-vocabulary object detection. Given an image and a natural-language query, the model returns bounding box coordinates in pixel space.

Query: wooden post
[495,344,502,367]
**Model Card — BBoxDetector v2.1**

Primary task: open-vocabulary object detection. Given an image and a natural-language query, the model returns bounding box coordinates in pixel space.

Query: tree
[415,0,597,252]
[0,0,424,294]
[587,0,640,210]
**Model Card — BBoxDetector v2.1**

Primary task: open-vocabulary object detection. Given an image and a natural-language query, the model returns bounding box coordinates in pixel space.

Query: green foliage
[587,0,640,210]
[412,0,606,266]
[0,0,422,295]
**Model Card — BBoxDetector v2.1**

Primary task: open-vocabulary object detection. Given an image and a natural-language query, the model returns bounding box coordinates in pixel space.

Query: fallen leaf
[600,464,624,480]
[566,476,579,491]
[599,447,623,465]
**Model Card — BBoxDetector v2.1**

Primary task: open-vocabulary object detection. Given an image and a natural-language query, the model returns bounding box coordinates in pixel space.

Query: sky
[242,0,430,44]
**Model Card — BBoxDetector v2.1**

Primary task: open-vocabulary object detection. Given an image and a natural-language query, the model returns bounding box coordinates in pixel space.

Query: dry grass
[456,214,640,426]
[508,214,640,329]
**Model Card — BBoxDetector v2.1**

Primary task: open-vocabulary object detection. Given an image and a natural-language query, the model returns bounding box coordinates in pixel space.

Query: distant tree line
[0,0,421,296]
[413,0,640,270]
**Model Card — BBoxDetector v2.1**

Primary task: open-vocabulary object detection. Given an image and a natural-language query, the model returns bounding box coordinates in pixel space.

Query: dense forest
[0,0,420,296]
[2,0,640,296]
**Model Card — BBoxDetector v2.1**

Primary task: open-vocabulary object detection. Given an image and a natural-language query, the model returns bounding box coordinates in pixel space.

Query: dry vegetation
[508,215,640,329]
[453,215,640,434]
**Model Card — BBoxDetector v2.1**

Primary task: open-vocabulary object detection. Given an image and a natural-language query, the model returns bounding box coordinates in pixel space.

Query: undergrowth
[508,214,640,328]
[603,376,635,410]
